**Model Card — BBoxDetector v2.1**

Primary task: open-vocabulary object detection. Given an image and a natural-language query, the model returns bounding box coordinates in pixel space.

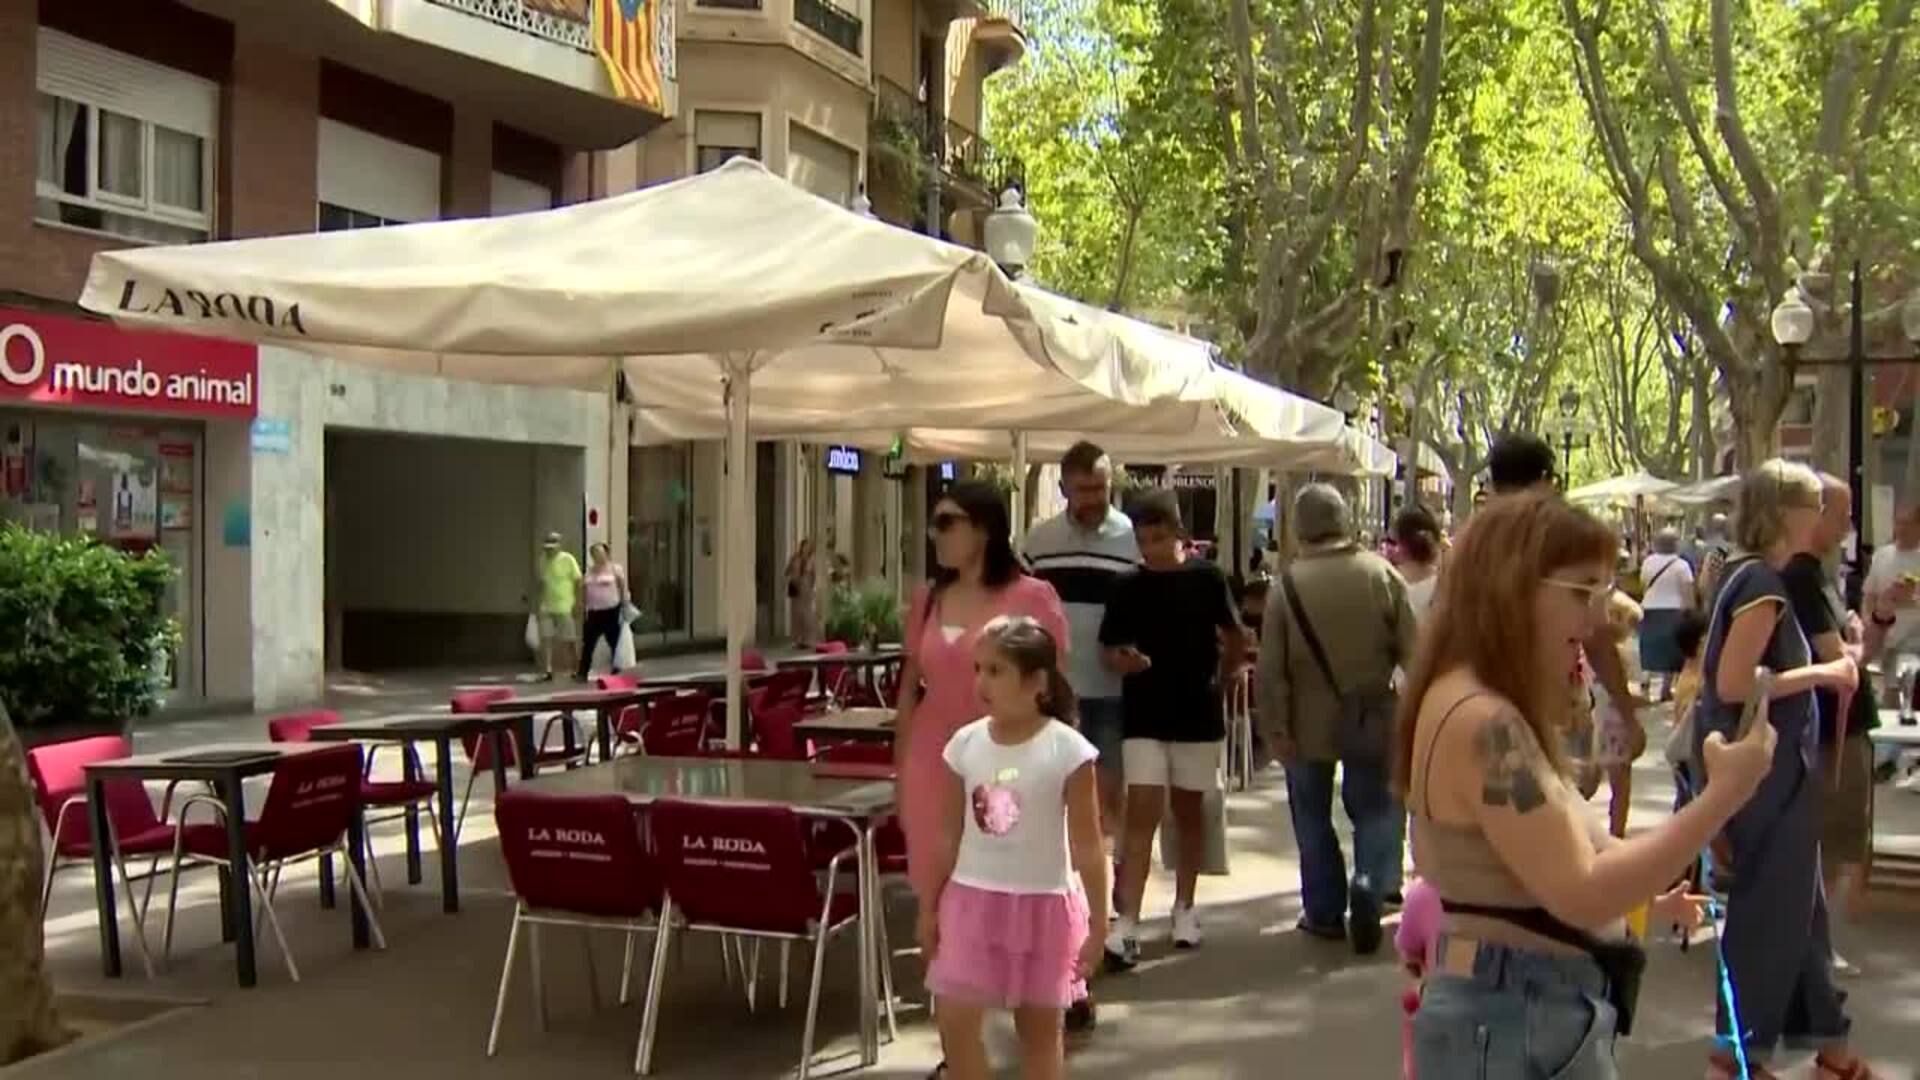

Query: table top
[1868,719,1920,747]
[307,711,533,740]
[516,755,896,817]
[794,708,896,737]
[482,687,671,711]
[82,740,335,780]
[640,669,778,688]
[778,651,903,669]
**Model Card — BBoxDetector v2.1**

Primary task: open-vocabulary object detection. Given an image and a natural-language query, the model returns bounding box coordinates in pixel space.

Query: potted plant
[0,525,178,744]
[822,577,904,649]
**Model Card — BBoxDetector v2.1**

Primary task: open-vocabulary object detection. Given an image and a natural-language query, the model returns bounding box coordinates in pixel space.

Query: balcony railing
[696,0,762,8]
[425,0,593,53]
[871,78,1011,193]
[796,0,863,56]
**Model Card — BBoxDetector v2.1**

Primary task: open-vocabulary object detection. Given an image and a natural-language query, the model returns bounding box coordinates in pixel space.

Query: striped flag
[592,0,664,111]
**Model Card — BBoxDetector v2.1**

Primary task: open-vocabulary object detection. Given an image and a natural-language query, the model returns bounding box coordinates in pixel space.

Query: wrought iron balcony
[796,0,863,56]
[424,0,593,53]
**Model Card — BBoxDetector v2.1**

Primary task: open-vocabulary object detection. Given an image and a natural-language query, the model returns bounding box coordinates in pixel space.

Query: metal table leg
[435,735,460,913]
[87,776,122,978]
[220,775,257,988]
[402,743,423,884]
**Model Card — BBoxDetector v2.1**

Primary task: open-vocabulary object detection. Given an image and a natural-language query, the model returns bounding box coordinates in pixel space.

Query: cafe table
[518,754,897,1065]
[482,686,678,764]
[82,741,372,988]
[777,651,903,706]
[639,669,779,694]
[306,709,539,912]
[1867,719,1920,893]
[794,707,896,745]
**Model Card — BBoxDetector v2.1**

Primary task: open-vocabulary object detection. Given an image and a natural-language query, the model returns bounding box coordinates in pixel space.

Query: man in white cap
[535,531,582,680]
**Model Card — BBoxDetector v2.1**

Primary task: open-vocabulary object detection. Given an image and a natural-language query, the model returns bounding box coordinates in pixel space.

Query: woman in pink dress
[895,480,1069,905]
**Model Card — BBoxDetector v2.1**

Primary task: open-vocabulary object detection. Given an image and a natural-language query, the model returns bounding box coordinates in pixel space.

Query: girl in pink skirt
[918,615,1109,1080]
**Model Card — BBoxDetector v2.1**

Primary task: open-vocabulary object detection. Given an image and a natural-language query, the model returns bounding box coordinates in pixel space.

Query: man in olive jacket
[1257,484,1416,955]
[1,702,72,1065]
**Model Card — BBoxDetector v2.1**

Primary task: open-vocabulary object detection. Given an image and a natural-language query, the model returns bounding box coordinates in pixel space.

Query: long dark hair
[1392,505,1441,565]
[931,480,1023,594]
[979,614,1077,725]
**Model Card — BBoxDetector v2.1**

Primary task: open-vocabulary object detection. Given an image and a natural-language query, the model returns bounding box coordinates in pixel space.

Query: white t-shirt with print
[943,717,1098,896]
[1865,543,1920,652]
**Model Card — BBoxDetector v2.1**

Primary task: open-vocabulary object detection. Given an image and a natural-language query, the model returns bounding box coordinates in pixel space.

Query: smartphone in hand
[1736,668,1774,740]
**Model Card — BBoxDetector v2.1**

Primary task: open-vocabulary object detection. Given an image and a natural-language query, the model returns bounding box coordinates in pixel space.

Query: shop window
[317,202,403,232]
[694,111,761,174]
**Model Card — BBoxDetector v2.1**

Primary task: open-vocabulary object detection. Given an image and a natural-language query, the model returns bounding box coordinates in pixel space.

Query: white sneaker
[1171,905,1203,949]
[1833,951,1860,977]
[1103,916,1139,972]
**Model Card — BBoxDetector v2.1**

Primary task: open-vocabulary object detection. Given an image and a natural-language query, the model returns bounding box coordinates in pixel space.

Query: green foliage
[821,578,905,646]
[0,526,178,728]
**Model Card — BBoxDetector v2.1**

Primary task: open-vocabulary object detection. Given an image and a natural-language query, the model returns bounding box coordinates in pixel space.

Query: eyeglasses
[1543,577,1614,609]
[929,510,972,537]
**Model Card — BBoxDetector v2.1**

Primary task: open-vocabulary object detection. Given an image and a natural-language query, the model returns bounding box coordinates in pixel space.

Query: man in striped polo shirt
[1023,440,1138,1036]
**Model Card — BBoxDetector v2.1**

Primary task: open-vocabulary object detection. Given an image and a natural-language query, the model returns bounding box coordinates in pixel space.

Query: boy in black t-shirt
[1098,491,1246,967]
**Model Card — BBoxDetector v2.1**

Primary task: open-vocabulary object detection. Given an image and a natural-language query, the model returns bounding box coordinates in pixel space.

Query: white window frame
[688,106,769,176]
[34,29,218,242]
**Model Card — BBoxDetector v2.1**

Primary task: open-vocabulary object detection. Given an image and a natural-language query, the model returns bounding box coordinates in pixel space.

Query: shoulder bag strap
[1643,556,1677,593]
[1281,569,1343,698]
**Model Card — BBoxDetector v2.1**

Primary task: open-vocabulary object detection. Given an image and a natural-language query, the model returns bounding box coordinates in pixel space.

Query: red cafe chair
[453,689,589,836]
[637,800,865,1078]
[487,790,663,1064]
[25,735,171,978]
[266,709,440,904]
[159,745,387,982]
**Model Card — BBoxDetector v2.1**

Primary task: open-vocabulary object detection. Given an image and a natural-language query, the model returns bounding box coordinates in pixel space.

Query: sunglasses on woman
[928,510,972,537]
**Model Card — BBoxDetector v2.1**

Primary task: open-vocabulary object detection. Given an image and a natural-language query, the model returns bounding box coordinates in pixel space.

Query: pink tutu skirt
[926,882,1089,1009]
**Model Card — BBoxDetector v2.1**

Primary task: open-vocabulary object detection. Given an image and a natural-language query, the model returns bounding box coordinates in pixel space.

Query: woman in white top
[575,541,630,680]
[1636,528,1695,700]
[1393,505,1444,622]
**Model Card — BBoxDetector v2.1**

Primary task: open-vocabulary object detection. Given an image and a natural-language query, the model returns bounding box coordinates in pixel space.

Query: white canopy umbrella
[1567,471,1680,505]
[77,158,1208,742]
[1660,475,1741,507]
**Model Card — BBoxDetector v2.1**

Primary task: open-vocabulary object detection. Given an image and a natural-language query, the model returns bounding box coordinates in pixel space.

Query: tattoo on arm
[1474,710,1549,814]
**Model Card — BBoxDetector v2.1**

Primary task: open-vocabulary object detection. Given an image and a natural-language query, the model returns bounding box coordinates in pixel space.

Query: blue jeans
[1284,757,1402,928]
[1078,697,1125,774]
[1413,940,1618,1079]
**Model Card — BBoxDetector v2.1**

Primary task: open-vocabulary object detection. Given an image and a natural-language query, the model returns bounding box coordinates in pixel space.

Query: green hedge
[0,525,177,728]
[821,578,904,646]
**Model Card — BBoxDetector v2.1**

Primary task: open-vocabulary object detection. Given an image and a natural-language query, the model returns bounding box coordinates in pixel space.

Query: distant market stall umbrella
[76,158,1210,747]
[1660,475,1741,507]
[1567,471,1680,505]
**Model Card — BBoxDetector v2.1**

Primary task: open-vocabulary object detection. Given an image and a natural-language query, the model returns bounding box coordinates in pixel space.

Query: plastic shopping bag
[524,613,542,657]
[1159,784,1231,876]
[613,624,638,671]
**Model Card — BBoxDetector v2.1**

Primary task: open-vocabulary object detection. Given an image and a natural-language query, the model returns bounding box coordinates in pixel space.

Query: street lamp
[983,187,1037,278]
[1772,267,1920,609]
[1555,387,1583,488]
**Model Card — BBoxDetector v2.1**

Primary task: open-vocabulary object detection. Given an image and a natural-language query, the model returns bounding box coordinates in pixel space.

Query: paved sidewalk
[21,698,1920,1078]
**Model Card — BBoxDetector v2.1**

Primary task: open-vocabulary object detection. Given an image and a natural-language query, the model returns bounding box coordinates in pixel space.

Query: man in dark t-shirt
[1779,473,1876,971]
[1098,489,1245,968]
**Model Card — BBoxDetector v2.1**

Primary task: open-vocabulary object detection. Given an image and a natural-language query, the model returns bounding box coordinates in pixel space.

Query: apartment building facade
[613,0,1025,648]
[0,0,673,709]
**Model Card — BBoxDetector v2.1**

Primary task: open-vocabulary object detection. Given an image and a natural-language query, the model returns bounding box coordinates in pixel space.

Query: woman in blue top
[1695,460,1874,1079]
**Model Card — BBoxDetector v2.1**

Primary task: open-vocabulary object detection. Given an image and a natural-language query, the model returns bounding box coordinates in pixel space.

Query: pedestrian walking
[1638,528,1696,701]
[1695,460,1874,1079]
[1782,474,1878,977]
[1021,439,1137,1036]
[1400,491,1772,1080]
[785,538,819,645]
[576,541,631,680]
[1257,483,1414,953]
[533,531,582,681]
[917,616,1107,1080]
[1392,504,1443,623]
[1097,489,1246,967]
[892,480,1068,1079]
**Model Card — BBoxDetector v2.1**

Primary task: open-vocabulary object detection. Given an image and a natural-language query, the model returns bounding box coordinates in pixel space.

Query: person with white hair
[1638,527,1695,701]
[1258,483,1417,955]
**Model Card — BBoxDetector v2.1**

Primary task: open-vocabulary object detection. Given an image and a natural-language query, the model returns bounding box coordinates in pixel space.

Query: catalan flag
[593,0,664,112]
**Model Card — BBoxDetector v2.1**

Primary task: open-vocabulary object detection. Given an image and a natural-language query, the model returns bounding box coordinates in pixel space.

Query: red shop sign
[0,306,258,419]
